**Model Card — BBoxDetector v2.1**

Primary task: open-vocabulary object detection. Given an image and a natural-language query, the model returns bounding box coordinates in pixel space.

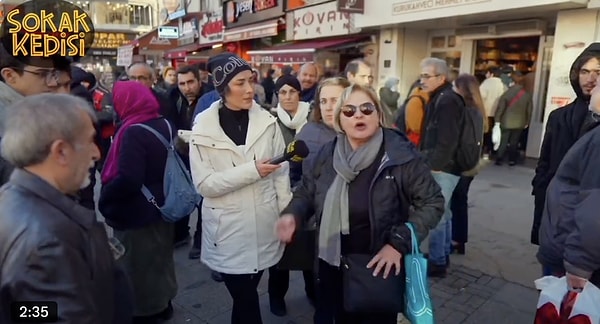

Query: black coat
[99,118,176,230]
[0,169,132,323]
[419,82,466,175]
[282,128,444,255]
[530,43,600,244]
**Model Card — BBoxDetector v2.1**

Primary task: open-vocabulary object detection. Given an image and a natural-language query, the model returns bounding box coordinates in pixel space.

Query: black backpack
[455,107,484,172]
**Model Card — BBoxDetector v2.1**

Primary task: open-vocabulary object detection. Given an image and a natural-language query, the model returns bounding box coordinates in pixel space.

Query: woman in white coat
[189,53,292,324]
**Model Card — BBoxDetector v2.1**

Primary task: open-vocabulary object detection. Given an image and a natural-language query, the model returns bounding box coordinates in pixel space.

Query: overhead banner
[199,9,224,44]
[290,1,360,40]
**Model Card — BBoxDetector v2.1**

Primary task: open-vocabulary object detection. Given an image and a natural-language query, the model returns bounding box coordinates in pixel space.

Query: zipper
[367,153,399,253]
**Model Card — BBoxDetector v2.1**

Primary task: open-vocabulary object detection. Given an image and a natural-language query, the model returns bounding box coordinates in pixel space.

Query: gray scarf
[319,128,384,266]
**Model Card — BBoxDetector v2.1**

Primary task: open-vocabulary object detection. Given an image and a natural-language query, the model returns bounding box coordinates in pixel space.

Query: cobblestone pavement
[165,246,538,324]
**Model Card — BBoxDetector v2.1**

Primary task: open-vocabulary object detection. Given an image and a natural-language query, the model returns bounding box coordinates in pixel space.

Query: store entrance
[473,35,547,158]
[474,36,539,86]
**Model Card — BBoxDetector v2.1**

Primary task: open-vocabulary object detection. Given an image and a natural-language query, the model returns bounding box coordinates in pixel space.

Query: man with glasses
[0,43,73,185]
[418,57,466,278]
[532,43,600,249]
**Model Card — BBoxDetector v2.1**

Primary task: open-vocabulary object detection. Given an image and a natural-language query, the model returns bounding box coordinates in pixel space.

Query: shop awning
[247,35,371,64]
[223,19,280,43]
[164,42,219,59]
[186,47,226,62]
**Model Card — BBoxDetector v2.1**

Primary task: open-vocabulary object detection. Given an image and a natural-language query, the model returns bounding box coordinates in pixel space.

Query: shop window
[68,1,91,13]
[90,2,152,26]
[429,34,461,70]
[474,36,538,76]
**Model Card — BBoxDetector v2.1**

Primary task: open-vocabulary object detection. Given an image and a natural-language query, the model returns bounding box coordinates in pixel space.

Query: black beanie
[275,75,302,93]
[207,52,252,95]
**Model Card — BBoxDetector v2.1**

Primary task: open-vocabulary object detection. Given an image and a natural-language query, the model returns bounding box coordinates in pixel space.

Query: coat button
[212,144,215,147]
[214,243,217,246]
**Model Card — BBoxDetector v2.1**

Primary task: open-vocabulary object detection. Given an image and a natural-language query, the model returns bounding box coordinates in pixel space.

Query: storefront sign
[224,0,284,28]
[158,26,179,39]
[200,9,224,44]
[178,18,198,46]
[291,1,358,41]
[285,0,330,11]
[159,0,187,23]
[116,45,134,67]
[224,23,278,42]
[250,52,313,64]
[337,0,364,14]
[392,0,490,15]
[92,32,136,49]
[89,49,118,56]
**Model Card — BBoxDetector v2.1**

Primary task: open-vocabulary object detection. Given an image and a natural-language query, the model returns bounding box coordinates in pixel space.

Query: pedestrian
[189,52,292,324]
[0,94,129,323]
[450,74,488,255]
[98,81,178,324]
[276,84,444,324]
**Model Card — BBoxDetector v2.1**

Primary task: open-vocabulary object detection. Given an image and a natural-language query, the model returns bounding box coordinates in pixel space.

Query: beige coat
[189,101,292,274]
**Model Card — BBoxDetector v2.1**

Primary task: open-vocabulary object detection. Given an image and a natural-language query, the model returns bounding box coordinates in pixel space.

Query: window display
[474,36,539,74]
[90,2,153,27]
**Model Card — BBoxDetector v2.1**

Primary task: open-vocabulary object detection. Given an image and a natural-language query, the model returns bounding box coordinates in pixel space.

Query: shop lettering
[7,9,91,56]
[295,10,350,28]
[392,0,489,15]
[202,20,223,36]
[232,0,277,19]
[92,32,131,49]
[254,0,277,11]
[237,0,254,15]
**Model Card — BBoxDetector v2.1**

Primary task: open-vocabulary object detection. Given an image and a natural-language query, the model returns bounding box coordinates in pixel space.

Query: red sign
[199,10,224,44]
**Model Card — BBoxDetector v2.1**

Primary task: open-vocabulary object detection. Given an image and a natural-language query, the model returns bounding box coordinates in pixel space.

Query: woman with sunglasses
[276,84,444,323]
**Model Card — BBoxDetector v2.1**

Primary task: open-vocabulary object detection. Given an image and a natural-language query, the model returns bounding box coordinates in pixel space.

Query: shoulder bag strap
[508,89,526,108]
[405,222,420,255]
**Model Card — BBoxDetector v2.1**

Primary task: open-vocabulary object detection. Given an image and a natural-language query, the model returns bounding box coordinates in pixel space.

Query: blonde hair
[162,67,175,78]
[333,83,386,133]
[313,77,351,122]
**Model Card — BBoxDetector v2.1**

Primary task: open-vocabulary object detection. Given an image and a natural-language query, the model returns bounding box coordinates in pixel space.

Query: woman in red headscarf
[99,81,178,324]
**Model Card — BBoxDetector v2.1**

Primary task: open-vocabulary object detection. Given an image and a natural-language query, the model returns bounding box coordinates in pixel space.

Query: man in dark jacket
[0,94,130,323]
[418,57,466,277]
[537,81,600,286]
[0,43,73,185]
[531,43,600,245]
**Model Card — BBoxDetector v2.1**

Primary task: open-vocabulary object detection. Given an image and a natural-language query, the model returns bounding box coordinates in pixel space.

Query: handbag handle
[405,222,420,255]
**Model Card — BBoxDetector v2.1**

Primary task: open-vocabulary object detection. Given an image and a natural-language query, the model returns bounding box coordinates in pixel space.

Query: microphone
[268,140,309,164]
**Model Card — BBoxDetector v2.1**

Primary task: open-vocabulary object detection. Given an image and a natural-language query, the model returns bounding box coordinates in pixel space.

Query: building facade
[355,0,596,158]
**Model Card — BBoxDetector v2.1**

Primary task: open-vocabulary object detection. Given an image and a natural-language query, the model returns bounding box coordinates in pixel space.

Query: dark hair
[454,74,488,132]
[486,67,501,77]
[343,59,369,77]
[177,65,200,81]
[0,44,71,80]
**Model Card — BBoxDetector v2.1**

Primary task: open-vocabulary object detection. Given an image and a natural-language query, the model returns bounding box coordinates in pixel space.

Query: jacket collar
[0,82,24,136]
[381,128,419,166]
[192,100,277,150]
[9,169,96,230]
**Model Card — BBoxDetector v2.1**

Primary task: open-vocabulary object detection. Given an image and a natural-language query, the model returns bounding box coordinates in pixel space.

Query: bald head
[127,63,155,88]
[298,63,318,90]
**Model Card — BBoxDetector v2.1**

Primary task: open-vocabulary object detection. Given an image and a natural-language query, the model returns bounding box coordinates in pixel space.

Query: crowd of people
[0,34,599,324]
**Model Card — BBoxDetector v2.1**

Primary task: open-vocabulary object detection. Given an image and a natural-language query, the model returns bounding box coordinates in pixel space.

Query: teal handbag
[404,222,435,324]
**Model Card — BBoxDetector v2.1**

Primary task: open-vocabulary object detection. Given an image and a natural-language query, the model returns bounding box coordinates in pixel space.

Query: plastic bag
[492,122,501,151]
[534,276,600,324]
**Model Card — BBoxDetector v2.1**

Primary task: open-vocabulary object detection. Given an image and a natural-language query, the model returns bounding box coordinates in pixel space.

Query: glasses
[420,73,440,80]
[341,102,376,117]
[19,68,60,86]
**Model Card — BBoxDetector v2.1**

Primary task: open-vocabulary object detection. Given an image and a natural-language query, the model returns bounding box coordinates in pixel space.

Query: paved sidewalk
[166,247,538,324]
[97,163,542,323]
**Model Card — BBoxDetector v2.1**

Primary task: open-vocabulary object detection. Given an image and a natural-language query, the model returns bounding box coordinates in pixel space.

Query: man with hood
[537,75,600,287]
[531,43,600,247]
[0,43,72,185]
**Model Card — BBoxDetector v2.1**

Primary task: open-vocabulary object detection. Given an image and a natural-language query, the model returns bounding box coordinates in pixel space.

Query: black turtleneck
[219,105,249,145]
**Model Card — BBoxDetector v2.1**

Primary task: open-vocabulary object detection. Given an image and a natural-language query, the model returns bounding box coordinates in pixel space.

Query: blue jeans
[428,171,460,266]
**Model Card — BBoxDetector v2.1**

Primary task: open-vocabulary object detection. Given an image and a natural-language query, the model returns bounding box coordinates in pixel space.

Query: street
[98,163,542,323]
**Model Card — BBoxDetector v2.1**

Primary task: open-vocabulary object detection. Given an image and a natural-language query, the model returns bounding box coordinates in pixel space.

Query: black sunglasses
[341,102,376,118]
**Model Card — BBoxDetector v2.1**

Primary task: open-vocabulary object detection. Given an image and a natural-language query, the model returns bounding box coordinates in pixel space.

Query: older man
[298,63,318,102]
[418,57,466,278]
[0,94,129,323]
[343,59,373,87]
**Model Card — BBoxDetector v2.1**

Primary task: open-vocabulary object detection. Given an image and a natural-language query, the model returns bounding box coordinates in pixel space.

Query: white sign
[199,9,224,44]
[158,26,179,39]
[116,45,133,67]
[291,1,360,41]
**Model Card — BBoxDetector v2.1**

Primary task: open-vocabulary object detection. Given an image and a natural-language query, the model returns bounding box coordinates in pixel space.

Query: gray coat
[0,169,130,323]
[537,125,600,284]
